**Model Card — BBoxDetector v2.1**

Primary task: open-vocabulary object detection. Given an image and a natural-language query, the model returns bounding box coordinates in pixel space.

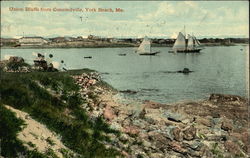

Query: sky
[1,1,249,38]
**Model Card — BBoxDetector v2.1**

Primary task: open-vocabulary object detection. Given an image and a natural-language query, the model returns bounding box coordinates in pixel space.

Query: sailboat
[136,36,160,55]
[169,32,203,53]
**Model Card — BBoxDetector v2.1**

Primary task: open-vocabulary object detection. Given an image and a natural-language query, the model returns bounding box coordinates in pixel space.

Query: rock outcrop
[72,73,249,158]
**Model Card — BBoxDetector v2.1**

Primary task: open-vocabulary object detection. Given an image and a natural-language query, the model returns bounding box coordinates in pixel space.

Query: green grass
[211,143,224,158]
[6,61,31,71]
[0,69,121,157]
[46,137,55,146]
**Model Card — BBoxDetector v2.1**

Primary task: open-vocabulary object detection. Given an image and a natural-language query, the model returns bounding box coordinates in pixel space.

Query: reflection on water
[1,45,248,103]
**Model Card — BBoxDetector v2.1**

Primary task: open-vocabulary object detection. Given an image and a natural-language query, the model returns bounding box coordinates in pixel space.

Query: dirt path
[5,105,68,158]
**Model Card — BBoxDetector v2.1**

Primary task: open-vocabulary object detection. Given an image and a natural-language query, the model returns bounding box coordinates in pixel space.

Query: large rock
[144,114,157,125]
[150,133,169,152]
[119,133,129,142]
[185,140,203,151]
[139,108,147,119]
[8,56,24,63]
[138,131,149,139]
[230,131,249,153]
[143,100,165,109]
[209,93,244,103]
[110,122,122,131]
[183,125,196,140]
[169,141,188,155]
[165,126,176,140]
[149,153,165,158]
[142,140,152,148]
[122,125,140,135]
[224,140,244,156]
[121,151,130,157]
[196,117,213,127]
[221,118,233,131]
[172,127,183,141]
[103,105,116,121]
[165,126,183,141]
[132,119,147,129]
[164,111,186,122]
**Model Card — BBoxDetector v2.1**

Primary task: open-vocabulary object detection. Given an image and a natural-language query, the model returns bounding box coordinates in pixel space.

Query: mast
[150,39,152,53]
[184,25,186,38]
[184,25,187,50]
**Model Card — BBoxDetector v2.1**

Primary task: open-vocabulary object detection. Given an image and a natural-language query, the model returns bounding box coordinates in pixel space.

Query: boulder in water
[183,68,190,73]
[177,68,193,74]
[120,89,137,94]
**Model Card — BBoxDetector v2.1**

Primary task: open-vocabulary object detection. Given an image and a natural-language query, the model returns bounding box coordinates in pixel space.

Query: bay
[1,45,248,103]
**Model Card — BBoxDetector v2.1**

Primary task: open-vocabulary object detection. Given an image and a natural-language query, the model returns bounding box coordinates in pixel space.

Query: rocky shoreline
[72,72,249,158]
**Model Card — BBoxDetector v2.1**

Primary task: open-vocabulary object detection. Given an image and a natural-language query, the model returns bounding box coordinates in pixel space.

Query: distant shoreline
[1,36,249,49]
[0,43,248,49]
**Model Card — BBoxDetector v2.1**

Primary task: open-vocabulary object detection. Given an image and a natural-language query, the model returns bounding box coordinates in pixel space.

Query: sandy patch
[5,105,68,158]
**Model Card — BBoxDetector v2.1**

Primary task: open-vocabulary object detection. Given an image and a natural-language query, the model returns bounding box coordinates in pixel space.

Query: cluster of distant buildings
[0,35,125,46]
[1,36,86,46]
[0,35,176,47]
[1,37,48,47]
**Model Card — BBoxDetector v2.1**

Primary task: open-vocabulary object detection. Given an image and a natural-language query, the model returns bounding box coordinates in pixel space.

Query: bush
[6,61,30,71]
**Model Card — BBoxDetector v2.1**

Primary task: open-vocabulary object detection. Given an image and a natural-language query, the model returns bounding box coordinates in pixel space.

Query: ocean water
[1,45,248,103]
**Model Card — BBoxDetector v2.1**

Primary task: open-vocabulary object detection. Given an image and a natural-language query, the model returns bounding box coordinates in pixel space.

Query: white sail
[173,32,186,51]
[137,36,151,54]
[193,36,201,46]
[187,34,194,50]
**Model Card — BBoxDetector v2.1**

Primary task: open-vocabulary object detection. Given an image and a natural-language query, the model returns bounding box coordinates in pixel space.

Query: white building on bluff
[19,37,49,46]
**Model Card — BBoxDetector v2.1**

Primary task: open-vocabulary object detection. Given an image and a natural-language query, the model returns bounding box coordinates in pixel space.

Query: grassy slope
[0,69,121,158]
[0,105,48,158]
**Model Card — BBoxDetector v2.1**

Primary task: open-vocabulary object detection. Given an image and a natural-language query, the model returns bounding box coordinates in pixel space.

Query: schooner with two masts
[169,29,204,53]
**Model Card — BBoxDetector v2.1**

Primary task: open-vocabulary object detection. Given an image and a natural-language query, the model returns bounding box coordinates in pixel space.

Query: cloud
[183,1,198,8]
[137,2,175,21]
[1,1,249,38]
[170,32,178,39]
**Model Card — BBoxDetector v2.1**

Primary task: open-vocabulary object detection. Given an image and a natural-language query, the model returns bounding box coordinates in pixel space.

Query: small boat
[136,36,160,55]
[84,56,92,59]
[169,28,204,53]
[118,53,126,56]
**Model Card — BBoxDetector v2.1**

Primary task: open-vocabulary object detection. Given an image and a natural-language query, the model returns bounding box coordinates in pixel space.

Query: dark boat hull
[177,49,202,53]
[84,56,92,58]
[169,49,202,53]
[139,51,160,56]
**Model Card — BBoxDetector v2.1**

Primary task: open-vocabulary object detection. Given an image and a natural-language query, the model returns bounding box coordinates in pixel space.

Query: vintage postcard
[0,1,249,158]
